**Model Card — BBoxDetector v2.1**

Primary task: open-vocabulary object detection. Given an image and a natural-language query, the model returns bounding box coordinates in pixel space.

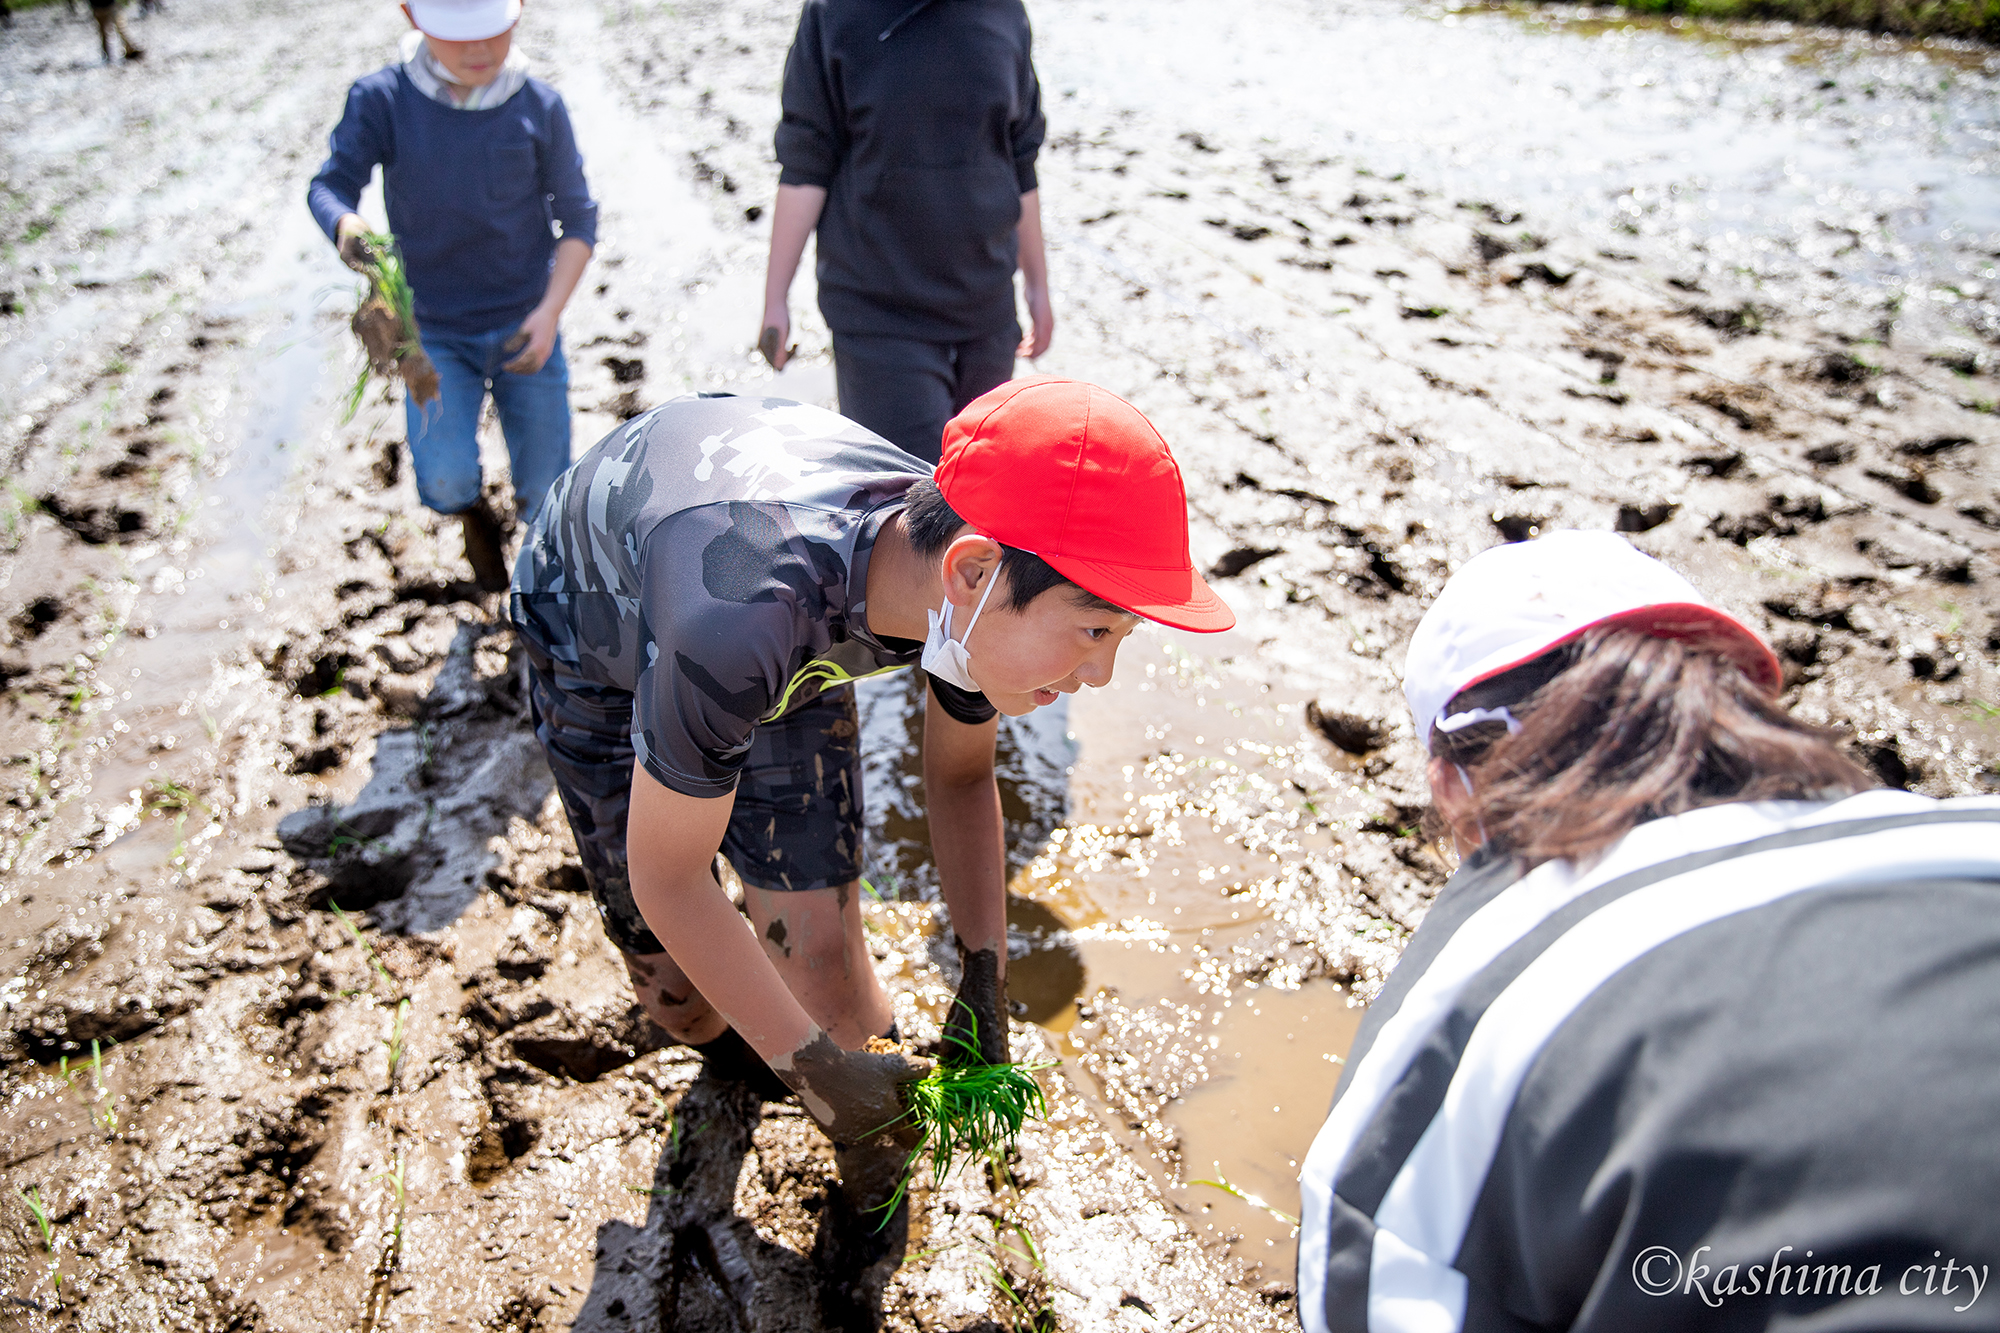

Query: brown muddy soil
[2,0,1999,1328]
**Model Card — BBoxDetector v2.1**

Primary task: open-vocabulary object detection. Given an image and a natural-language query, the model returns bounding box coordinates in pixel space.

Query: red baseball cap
[936,377,1234,633]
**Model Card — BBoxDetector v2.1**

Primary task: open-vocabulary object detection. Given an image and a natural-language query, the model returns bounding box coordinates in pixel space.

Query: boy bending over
[509,378,1230,1317]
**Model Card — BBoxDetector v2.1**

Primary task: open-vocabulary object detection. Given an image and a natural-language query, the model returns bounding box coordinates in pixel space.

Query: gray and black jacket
[510,394,995,799]
[1299,791,2000,1332]
[775,0,1045,342]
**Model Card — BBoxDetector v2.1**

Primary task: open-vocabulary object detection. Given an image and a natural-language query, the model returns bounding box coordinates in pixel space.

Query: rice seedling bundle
[872,1028,1052,1223]
[345,231,440,418]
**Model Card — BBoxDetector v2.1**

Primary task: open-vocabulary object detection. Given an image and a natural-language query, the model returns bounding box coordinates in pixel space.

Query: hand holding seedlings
[869,1015,1053,1224]
[340,225,441,415]
[336,226,373,275]
[776,1032,932,1148]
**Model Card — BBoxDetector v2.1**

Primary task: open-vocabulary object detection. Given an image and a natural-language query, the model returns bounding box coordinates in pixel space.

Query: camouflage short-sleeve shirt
[511,393,990,797]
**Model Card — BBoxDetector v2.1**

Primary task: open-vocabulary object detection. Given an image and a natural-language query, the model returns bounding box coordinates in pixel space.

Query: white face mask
[922,565,999,693]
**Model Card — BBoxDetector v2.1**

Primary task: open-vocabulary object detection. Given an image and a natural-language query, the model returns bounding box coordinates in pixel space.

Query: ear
[938,533,1004,609]
[1426,755,1484,853]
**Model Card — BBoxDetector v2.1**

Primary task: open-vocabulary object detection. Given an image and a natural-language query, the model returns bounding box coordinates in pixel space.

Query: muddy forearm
[632,859,818,1060]
[924,729,1010,1063]
[943,940,1007,1065]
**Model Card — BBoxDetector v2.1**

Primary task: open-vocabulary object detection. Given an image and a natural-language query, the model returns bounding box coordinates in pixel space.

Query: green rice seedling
[378,1153,407,1252]
[360,1153,408,1332]
[21,1187,54,1253]
[985,1254,1055,1331]
[1186,1172,1298,1226]
[344,232,438,423]
[385,998,412,1089]
[872,1018,1052,1225]
[353,233,417,334]
[59,1040,118,1133]
[21,1185,61,1298]
[84,1039,115,1132]
[998,1223,1044,1274]
[331,902,398,995]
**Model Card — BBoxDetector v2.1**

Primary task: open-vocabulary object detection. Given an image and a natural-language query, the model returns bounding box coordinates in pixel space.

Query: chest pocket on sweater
[487,143,538,205]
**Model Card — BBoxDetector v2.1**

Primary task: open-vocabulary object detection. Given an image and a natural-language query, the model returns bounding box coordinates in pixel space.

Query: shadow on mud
[574,1072,911,1333]
[275,617,552,934]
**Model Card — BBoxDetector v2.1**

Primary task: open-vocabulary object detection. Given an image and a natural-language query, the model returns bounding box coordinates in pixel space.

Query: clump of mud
[352,295,441,408]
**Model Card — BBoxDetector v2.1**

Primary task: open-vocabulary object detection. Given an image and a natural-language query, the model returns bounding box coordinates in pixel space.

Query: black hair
[901,477,1128,615]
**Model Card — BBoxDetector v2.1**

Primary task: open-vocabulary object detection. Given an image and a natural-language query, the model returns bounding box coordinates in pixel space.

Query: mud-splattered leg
[619,947,726,1046]
[813,1138,911,1332]
[744,880,894,1050]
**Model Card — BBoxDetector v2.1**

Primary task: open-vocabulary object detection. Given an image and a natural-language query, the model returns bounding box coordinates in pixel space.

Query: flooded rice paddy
[2,0,2000,1326]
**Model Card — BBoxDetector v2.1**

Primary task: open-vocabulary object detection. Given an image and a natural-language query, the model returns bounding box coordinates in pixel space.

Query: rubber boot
[458,500,511,594]
[690,1027,794,1102]
[813,1138,911,1333]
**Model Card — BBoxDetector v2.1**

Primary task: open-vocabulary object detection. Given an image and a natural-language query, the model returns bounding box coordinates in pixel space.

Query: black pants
[832,325,1018,465]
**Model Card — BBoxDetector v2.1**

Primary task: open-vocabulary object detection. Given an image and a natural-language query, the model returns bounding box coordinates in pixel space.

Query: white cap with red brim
[406,0,521,40]
[1403,530,1783,751]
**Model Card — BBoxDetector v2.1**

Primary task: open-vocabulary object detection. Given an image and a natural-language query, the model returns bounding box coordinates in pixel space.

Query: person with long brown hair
[1297,530,2000,1333]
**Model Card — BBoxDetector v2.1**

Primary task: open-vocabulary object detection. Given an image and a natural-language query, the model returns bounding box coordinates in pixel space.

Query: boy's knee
[418,474,484,517]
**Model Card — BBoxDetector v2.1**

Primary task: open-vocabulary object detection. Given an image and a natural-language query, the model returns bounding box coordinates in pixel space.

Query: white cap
[1403,530,1781,751]
[406,0,521,40]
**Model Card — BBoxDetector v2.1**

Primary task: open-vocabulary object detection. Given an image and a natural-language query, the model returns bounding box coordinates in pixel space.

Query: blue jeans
[405,326,571,523]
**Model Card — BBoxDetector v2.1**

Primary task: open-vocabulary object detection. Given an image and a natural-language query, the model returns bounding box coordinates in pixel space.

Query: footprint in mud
[13,594,63,639]
[36,493,148,545]
[1680,449,1745,479]
[1490,511,1549,543]
[1863,465,1942,505]
[1208,545,1282,579]
[97,438,158,480]
[577,1074,831,1332]
[1709,490,1828,545]
[1615,501,1677,533]
[1306,701,1388,756]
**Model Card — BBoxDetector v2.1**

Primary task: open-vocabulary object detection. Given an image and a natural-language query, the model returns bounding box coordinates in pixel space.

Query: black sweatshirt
[775,0,1045,342]
[1299,793,2000,1333]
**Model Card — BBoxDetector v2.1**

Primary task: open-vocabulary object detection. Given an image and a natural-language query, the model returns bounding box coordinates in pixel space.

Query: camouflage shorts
[524,653,864,956]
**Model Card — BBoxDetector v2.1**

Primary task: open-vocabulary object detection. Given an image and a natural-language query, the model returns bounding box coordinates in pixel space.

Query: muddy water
[1042,0,2000,345]
[857,621,1406,1275]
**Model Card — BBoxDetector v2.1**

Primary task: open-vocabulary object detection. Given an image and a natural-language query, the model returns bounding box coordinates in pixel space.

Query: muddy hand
[337,231,374,275]
[499,328,539,375]
[942,940,1007,1066]
[776,1032,932,1147]
[757,325,797,371]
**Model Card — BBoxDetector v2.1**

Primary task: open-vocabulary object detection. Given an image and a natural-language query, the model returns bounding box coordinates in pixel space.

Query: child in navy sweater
[309,0,596,590]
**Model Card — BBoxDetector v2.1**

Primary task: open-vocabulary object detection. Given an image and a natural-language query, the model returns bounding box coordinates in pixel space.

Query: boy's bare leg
[619,880,891,1054]
[619,947,727,1046]
[744,881,895,1051]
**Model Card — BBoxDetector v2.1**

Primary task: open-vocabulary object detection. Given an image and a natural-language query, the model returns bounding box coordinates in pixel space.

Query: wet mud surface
[3,0,2000,1327]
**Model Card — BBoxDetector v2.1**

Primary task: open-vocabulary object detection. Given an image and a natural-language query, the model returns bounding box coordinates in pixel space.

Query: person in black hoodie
[759,0,1052,465]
